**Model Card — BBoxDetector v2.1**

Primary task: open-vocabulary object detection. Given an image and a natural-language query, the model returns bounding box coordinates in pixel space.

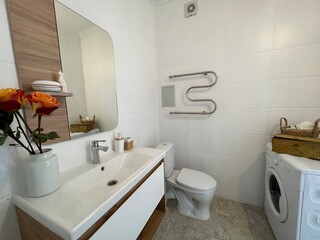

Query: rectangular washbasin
[62,152,153,203]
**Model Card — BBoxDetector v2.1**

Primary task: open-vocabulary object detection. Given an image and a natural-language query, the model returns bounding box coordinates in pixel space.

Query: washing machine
[265,143,320,240]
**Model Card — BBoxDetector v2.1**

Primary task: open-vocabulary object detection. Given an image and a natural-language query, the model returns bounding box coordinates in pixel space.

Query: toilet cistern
[91,140,108,164]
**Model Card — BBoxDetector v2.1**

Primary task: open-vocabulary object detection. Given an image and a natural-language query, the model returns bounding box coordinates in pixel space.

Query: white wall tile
[0,34,15,63]
[219,178,264,206]
[141,111,159,135]
[220,134,269,160]
[187,109,224,133]
[184,28,225,64]
[141,65,157,90]
[273,8,320,49]
[155,0,184,25]
[0,62,18,88]
[117,84,143,114]
[117,113,143,141]
[188,132,222,155]
[221,155,266,185]
[142,131,159,148]
[157,41,188,68]
[0,0,9,26]
[159,110,188,131]
[156,21,187,48]
[218,109,269,135]
[116,57,144,86]
[274,0,320,17]
[215,82,269,109]
[174,148,189,170]
[270,44,320,79]
[268,77,320,108]
[225,0,274,27]
[225,52,272,83]
[225,21,274,57]
[187,152,222,177]
[160,129,189,151]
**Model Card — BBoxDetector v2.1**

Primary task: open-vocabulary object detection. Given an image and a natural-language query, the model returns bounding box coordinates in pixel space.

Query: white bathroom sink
[13,147,166,240]
[62,152,153,204]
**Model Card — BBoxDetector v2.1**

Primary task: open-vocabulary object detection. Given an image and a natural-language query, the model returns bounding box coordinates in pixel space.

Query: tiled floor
[153,197,275,240]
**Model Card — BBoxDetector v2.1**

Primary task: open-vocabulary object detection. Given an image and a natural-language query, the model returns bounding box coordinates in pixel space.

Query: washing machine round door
[265,168,288,222]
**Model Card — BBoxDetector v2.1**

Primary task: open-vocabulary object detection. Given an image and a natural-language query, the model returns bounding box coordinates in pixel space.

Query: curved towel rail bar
[169,71,218,115]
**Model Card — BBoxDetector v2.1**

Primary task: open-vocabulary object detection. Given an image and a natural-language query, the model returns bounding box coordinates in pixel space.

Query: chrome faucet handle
[91,140,106,147]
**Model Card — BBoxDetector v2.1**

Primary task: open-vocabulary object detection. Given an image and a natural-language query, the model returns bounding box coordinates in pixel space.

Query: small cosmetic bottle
[124,137,133,150]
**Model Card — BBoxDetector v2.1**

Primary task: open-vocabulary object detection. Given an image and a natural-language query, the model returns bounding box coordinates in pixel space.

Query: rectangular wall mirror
[7,0,118,143]
[54,1,118,139]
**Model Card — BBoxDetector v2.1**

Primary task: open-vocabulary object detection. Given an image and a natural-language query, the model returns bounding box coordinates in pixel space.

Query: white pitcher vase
[25,148,60,197]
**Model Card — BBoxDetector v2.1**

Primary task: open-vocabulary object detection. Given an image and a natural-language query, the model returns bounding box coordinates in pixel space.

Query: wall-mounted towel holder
[169,71,218,115]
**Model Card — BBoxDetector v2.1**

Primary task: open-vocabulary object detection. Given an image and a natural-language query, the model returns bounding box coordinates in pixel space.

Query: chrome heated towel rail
[169,71,218,115]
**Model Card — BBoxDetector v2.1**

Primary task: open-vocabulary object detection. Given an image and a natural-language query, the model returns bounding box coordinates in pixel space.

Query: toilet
[156,142,217,221]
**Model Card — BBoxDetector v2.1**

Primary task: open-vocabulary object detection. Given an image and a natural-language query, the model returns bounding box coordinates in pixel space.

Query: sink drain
[107,180,118,186]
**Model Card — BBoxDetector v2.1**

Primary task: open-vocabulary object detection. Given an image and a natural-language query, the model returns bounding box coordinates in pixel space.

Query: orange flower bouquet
[0,88,60,154]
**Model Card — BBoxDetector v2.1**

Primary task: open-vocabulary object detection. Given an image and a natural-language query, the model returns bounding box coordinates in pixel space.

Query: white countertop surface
[13,147,166,240]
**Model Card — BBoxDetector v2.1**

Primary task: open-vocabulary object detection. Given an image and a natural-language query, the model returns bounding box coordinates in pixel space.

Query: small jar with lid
[124,137,133,150]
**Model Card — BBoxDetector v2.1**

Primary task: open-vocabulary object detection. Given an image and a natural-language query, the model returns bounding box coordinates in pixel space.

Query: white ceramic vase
[25,148,61,197]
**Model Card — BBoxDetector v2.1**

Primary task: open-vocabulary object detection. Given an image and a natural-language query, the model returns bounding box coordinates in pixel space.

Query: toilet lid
[176,168,216,192]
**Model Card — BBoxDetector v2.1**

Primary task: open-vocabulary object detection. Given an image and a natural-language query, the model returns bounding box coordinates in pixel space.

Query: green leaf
[15,130,21,139]
[31,131,60,143]
[31,133,47,144]
[46,132,60,139]
[0,111,14,132]
[3,123,12,135]
[0,134,7,145]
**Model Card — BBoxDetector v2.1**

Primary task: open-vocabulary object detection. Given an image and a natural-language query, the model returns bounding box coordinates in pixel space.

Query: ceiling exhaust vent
[184,0,198,18]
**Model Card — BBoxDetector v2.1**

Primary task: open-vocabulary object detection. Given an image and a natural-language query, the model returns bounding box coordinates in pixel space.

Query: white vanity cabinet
[15,161,166,240]
[91,163,164,240]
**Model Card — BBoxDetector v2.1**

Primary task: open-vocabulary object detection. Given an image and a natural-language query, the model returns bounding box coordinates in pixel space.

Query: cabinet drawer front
[90,164,164,240]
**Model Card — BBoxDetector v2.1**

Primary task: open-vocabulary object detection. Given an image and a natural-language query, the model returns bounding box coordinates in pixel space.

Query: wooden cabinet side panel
[7,0,61,89]
[16,207,63,240]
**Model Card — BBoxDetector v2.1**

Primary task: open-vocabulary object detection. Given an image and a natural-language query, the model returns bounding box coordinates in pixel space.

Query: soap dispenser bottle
[114,133,124,153]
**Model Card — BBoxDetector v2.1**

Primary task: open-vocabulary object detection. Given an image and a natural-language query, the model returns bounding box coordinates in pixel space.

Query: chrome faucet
[91,140,108,164]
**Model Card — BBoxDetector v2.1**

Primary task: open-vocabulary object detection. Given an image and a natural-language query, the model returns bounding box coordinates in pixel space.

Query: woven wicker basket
[280,117,320,138]
[272,134,320,160]
[70,123,93,133]
[70,115,96,133]
[79,115,95,125]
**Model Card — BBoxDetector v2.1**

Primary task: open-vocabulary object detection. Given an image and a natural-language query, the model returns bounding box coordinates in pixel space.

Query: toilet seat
[167,169,216,194]
[177,168,216,192]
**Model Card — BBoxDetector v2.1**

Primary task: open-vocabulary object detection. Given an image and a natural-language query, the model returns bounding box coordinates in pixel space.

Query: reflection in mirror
[54,1,118,139]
